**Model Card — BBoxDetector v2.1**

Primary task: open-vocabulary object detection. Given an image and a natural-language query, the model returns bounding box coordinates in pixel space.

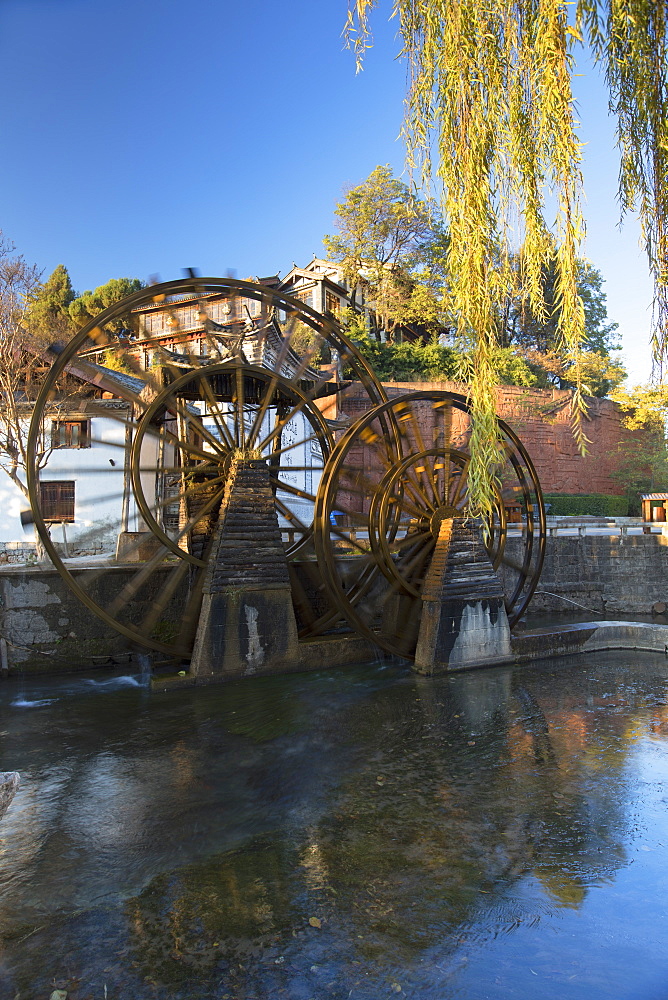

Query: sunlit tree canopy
[347,0,668,514]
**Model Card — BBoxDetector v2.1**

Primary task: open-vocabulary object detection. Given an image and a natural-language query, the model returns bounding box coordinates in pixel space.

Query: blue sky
[0,0,655,385]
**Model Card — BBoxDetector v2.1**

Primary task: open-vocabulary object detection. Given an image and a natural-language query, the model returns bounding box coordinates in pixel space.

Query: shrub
[542,493,628,517]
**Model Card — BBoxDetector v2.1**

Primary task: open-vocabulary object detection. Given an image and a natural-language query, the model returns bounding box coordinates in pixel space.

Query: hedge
[542,493,629,517]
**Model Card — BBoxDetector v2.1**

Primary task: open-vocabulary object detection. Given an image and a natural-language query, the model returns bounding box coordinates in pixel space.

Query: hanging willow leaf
[347,0,589,514]
[347,0,668,511]
[577,0,668,373]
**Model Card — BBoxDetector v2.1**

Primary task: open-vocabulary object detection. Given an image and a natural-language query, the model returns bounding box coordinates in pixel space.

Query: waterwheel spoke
[146,474,227,547]
[175,572,208,654]
[270,478,317,504]
[245,375,280,453]
[255,382,328,455]
[152,471,229,515]
[407,408,441,507]
[383,490,428,523]
[449,457,470,507]
[266,432,324,461]
[401,471,436,513]
[171,396,229,460]
[273,495,312,535]
[360,421,404,475]
[330,481,426,531]
[288,564,320,631]
[388,527,433,552]
[197,373,236,451]
[150,412,227,464]
[233,363,245,448]
[140,558,192,636]
[37,461,216,480]
[107,545,173,618]
[286,338,322,383]
[432,399,453,503]
[107,486,226,617]
[399,533,435,584]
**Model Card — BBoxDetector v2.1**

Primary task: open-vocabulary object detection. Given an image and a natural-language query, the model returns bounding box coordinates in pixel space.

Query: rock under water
[0,772,19,821]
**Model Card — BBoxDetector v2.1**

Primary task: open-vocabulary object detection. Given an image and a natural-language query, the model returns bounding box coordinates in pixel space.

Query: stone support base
[191,586,299,680]
[115,531,165,563]
[190,458,300,680]
[414,517,513,674]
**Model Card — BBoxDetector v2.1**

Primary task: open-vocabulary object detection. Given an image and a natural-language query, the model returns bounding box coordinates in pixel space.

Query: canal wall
[0,564,181,674]
[0,563,379,676]
[4,532,668,675]
[505,532,668,616]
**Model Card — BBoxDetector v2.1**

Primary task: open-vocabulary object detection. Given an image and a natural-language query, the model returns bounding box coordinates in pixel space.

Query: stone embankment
[0,562,180,673]
[3,527,668,675]
[505,529,668,616]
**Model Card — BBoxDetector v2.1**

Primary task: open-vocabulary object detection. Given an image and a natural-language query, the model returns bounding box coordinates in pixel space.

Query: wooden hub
[429,505,462,538]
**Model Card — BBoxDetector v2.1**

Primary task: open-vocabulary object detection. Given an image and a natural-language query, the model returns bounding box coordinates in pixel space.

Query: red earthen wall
[341,381,640,496]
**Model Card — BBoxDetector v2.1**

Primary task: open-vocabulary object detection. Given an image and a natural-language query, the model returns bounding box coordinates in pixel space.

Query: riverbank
[3,528,668,675]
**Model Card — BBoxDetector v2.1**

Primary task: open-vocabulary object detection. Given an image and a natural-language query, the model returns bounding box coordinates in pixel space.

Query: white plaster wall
[0,473,29,544]
[44,414,127,550]
[275,411,322,531]
[0,414,127,551]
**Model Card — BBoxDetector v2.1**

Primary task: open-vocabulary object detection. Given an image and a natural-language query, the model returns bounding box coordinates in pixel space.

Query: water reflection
[1,654,668,998]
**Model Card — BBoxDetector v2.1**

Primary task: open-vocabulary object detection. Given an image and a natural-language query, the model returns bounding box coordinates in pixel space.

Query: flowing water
[1,652,668,999]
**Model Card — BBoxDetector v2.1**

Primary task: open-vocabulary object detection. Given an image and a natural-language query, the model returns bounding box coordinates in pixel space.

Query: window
[40,481,75,522]
[52,420,90,449]
[326,291,340,315]
[293,288,313,308]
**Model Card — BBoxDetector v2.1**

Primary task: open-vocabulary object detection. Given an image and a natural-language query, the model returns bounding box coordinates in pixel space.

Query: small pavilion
[640,493,668,522]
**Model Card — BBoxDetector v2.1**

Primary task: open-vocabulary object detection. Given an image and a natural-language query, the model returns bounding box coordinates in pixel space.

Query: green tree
[577,261,620,356]
[349,0,668,513]
[0,237,75,502]
[24,264,75,345]
[501,255,620,357]
[69,277,144,330]
[345,332,459,382]
[610,383,668,512]
[324,165,449,339]
[345,326,541,388]
[521,348,626,397]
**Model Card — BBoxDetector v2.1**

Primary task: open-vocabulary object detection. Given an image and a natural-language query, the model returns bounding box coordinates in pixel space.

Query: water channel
[1,649,668,999]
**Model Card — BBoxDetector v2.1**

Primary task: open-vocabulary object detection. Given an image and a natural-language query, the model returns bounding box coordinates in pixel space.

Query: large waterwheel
[25,276,388,660]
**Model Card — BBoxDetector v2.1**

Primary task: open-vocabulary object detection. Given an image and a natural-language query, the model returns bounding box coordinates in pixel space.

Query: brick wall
[341,381,642,496]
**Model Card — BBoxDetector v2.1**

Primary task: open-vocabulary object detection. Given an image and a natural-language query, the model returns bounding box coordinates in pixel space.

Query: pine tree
[25,264,75,345]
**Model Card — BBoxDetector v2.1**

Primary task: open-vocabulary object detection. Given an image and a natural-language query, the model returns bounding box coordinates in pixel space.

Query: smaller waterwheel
[313,390,546,657]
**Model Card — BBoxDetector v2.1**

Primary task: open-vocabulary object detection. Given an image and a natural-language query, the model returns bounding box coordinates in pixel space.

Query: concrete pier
[414,517,513,673]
